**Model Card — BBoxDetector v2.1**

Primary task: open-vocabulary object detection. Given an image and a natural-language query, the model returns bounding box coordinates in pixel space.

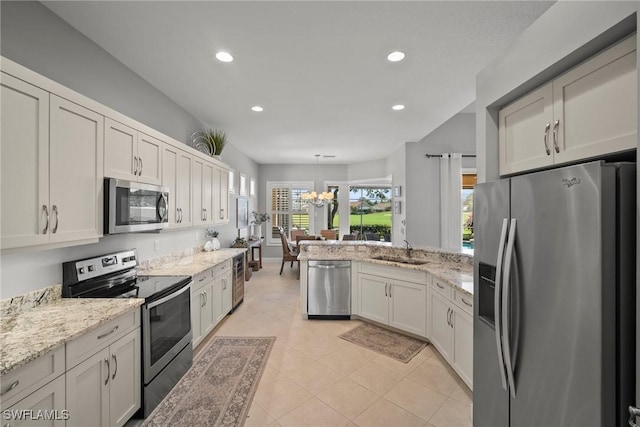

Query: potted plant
[204,228,220,251]
[192,128,227,157]
[251,211,270,239]
[230,237,249,248]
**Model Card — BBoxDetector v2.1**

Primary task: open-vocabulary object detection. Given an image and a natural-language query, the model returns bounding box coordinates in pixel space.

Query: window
[240,173,247,196]
[266,182,313,246]
[228,170,235,193]
[346,186,392,241]
[250,178,256,198]
[462,173,476,252]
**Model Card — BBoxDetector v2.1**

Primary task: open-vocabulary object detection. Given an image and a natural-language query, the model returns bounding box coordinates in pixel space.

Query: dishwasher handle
[308,260,351,268]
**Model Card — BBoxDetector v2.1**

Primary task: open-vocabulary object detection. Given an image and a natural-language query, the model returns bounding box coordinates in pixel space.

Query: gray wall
[405,113,476,248]
[0,1,258,298]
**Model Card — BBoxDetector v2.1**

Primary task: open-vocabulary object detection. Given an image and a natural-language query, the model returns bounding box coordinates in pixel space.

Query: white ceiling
[44,1,554,165]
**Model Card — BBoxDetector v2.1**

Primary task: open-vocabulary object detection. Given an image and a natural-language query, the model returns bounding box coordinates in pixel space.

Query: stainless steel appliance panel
[104,178,169,234]
[508,162,615,426]
[308,260,351,317]
[473,179,510,427]
[232,254,244,310]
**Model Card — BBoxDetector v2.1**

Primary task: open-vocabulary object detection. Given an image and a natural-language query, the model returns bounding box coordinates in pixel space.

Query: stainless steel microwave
[104,178,169,234]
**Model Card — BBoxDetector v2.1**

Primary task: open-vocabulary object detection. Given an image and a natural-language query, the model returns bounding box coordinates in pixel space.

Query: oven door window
[115,187,164,226]
[148,287,191,366]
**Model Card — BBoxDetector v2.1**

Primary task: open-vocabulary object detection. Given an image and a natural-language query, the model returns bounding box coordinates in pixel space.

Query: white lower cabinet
[65,328,141,427]
[357,263,427,338]
[191,260,233,348]
[428,279,473,389]
[4,375,66,427]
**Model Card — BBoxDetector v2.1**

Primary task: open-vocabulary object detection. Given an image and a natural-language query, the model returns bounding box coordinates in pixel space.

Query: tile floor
[197,259,473,427]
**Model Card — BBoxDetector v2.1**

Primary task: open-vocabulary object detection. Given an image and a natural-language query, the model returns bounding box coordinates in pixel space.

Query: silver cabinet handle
[552,120,560,153]
[389,284,392,298]
[384,283,388,297]
[1,380,19,396]
[51,205,59,234]
[104,358,110,385]
[198,276,206,283]
[543,122,551,155]
[495,218,509,391]
[450,309,454,328]
[111,354,118,380]
[220,208,224,220]
[436,282,445,290]
[446,308,450,326]
[202,208,206,221]
[42,205,49,234]
[139,157,143,176]
[629,406,640,427]
[133,156,138,175]
[461,297,472,307]
[502,218,517,398]
[98,325,119,339]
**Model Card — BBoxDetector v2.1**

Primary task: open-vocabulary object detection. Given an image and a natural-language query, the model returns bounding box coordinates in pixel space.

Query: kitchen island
[298,240,474,388]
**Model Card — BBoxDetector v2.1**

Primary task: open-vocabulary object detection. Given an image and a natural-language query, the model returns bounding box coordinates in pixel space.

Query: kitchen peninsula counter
[0,288,143,375]
[297,240,473,295]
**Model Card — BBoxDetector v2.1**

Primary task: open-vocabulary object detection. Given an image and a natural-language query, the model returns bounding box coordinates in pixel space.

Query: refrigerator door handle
[494,218,509,391]
[502,218,517,398]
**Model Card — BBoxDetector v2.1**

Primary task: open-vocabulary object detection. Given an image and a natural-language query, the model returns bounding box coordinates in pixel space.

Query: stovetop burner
[62,249,191,302]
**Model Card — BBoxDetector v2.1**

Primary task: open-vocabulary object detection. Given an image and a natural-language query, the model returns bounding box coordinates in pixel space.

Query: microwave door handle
[147,282,192,309]
[494,218,509,391]
[160,194,169,221]
[502,218,517,398]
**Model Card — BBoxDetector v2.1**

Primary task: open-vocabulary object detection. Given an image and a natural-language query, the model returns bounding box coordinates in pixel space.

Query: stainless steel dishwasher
[307,260,351,319]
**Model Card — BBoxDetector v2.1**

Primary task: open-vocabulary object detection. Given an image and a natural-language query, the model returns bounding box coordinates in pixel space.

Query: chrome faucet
[403,240,413,258]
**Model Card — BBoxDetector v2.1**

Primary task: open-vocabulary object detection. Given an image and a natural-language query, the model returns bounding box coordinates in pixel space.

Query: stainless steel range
[62,249,193,418]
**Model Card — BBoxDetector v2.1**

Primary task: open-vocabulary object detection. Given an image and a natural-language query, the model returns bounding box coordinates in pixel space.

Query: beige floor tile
[407,356,459,396]
[283,359,343,395]
[384,378,448,421]
[253,375,312,419]
[277,397,350,427]
[245,403,276,427]
[319,345,376,376]
[429,398,472,427]
[353,397,426,427]
[349,361,404,395]
[267,347,316,374]
[316,377,378,420]
[370,344,433,377]
[294,334,342,359]
[449,382,473,405]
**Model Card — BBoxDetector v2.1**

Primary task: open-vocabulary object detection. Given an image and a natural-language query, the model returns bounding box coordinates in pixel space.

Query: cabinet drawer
[454,290,474,314]
[0,346,65,409]
[193,268,213,289]
[360,262,426,285]
[212,260,231,278]
[431,278,452,299]
[66,309,140,370]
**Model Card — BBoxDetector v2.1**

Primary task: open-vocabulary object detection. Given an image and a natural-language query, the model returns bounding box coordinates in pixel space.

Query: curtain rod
[424,153,477,158]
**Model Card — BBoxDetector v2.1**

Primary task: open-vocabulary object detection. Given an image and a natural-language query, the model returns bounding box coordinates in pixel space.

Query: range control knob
[78,267,85,274]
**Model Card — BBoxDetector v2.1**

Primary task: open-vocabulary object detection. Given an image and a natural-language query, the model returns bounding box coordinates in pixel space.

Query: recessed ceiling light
[387,51,405,62]
[392,104,405,111]
[215,51,234,62]
[251,106,264,112]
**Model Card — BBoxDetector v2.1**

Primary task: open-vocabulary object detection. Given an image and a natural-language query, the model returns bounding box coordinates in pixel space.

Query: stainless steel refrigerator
[473,161,636,427]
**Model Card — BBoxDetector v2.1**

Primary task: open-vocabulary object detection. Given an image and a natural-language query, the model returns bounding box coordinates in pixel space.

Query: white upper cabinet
[162,144,192,228]
[499,34,637,176]
[1,74,104,250]
[49,95,104,243]
[213,166,230,224]
[1,73,50,249]
[104,118,162,185]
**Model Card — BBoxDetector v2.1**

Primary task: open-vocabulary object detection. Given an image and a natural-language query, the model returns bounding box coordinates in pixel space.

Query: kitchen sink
[371,255,431,265]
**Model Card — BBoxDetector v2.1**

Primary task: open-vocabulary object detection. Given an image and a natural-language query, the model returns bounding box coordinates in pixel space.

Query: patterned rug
[143,336,275,427]
[339,323,427,363]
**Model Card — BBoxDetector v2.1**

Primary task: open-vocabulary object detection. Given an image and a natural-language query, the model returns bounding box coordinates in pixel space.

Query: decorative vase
[253,224,262,240]
[204,240,214,252]
[211,237,221,250]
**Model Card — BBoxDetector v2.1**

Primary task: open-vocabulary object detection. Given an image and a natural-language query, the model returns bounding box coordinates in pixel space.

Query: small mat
[338,323,427,363]
[143,336,275,427]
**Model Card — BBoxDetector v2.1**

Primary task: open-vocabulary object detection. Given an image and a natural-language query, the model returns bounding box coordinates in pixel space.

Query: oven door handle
[146,282,192,309]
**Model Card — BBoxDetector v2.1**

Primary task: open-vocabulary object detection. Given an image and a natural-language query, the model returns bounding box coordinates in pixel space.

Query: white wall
[405,113,476,248]
[476,1,638,182]
[0,1,258,298]
[388,145,407,246]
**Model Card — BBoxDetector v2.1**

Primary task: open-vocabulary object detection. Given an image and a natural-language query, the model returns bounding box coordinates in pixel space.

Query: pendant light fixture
[301,154,334,208]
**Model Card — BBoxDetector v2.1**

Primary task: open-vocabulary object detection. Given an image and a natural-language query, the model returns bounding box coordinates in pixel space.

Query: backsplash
[137,244,205,272]
[0,284,61,317]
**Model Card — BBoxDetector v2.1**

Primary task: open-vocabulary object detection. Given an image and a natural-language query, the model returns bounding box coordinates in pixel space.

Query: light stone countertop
[138,248,247,277]
[0,298,143,375]
[297,240,474,296]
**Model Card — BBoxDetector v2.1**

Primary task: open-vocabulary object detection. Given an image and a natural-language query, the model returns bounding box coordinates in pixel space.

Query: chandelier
[301,154,334,208]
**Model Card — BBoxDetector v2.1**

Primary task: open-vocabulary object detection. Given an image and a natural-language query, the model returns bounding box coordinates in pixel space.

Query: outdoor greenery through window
[462,174,476,251]
[267,183,312,246]
[326,185,392,241]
